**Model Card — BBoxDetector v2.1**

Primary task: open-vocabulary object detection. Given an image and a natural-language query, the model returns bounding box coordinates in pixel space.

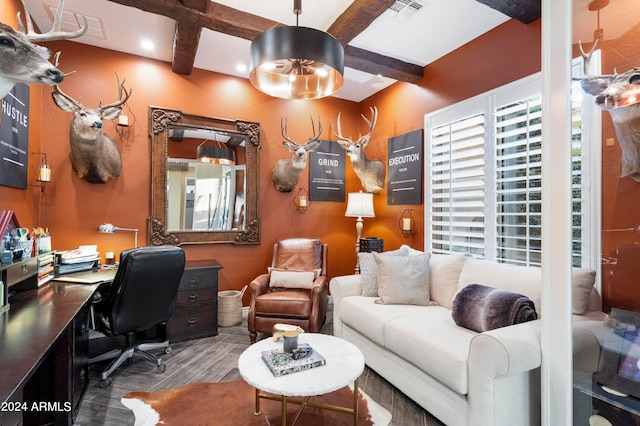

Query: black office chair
[89,245,185,388]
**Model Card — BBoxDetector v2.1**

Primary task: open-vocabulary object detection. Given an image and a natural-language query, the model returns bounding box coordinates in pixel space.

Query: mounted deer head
[0,0,87,99]
[272,116,322,192]
[51,71,132,184]
[331,106,385,194]
[579,36,640,182]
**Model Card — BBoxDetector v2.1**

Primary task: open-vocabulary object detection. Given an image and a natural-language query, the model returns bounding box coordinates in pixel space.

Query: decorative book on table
[261,344,326,377]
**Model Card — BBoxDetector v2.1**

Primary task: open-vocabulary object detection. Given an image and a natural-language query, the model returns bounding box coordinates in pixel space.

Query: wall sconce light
[31,152,51,192]
[115,103,135,140]
[294,188,310,213]
[97,223,139,248]
[399,209,415,238]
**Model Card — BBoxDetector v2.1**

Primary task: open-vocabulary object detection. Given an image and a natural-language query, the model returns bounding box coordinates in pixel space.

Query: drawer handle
[187,319,198,327]
[188,278,198,287]
[22,264,29,274]
[188,293,198,302]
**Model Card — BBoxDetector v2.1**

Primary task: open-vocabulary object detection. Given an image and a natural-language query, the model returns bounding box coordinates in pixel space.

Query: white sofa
[330,249,605,426]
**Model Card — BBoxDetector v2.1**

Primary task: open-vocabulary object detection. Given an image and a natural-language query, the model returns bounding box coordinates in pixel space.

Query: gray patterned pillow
[358,245,410,297]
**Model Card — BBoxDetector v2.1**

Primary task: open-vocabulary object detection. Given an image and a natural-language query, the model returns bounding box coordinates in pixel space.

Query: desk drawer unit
[166,260,222,342]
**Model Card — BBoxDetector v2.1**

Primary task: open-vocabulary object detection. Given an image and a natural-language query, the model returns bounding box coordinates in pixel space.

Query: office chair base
[90,340,172,387]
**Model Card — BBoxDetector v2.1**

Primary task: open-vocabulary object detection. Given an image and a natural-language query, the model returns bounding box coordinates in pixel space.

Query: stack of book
[261,343,326,377]
[55,245,100,275]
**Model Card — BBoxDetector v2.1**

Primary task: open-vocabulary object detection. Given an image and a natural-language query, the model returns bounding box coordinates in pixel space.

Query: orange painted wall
[2,2,556,307]
[577,19,640,311]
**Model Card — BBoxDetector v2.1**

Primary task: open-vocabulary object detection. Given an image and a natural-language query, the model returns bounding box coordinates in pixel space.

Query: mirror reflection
[167,128,247,232]
[149,106,260,246]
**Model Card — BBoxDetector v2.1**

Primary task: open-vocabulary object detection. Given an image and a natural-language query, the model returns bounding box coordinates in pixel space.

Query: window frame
[424,54,601,271]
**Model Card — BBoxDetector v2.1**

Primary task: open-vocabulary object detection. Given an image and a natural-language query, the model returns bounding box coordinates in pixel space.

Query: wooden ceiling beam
[345,46,423,83]
[327,0,396,45]
[171,0,208,74]
[475,0,540,24]
[106,0,425,82]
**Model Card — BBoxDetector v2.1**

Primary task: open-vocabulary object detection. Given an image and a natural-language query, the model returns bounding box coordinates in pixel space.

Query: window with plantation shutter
[429,112,486,256]
[494,95,543,266]
[424,55,600,269]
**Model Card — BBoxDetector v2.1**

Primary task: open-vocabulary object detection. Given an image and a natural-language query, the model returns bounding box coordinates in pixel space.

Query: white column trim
[541,0,574,424]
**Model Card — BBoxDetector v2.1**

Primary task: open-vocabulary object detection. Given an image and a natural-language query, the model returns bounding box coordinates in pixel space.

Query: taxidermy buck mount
[0,0,87,99]
[579,36,640,182]
[331,106,385,194]
[272,116,322,192]
[51,71,131,184]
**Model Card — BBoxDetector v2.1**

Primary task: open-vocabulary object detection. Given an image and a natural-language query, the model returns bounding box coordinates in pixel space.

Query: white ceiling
[16,0,627,103]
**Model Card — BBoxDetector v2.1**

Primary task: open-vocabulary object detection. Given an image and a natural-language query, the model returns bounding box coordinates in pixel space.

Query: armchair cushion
[269,270,315,289]
[254,290,312,319]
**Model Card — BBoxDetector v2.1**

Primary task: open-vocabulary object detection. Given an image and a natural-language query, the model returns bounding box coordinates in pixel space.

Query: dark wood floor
[75,305,444,426]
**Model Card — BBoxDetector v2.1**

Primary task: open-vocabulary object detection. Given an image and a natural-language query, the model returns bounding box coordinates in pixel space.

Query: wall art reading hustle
[0,84,30,189]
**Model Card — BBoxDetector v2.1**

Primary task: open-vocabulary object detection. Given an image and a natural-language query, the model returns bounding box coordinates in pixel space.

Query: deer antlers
[17,0,88,42]
[281,115,323,145]
[330,106,378,147]
[52,70,132,112]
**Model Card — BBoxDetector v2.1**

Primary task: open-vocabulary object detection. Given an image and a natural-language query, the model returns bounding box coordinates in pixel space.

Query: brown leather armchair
[248,238,328,343]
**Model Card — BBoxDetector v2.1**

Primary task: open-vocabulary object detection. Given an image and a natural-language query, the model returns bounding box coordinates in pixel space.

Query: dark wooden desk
[0,282,97,425]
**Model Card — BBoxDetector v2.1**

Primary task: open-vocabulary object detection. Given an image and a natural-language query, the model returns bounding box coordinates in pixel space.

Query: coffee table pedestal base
[253,378,359,426]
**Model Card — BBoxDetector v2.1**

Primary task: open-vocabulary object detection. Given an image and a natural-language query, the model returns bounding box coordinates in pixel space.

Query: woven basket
[218,285,247,327]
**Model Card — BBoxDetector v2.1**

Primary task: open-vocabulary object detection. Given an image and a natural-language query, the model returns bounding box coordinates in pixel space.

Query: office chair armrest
[249,273,270,297]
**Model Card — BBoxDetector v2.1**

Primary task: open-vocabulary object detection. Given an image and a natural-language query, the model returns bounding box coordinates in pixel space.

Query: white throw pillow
[269,270,315,289]
[374,252,432,305]
[358,245,409,297]
[572,268,596,314]
[268,267,322,279]
[429,253,472,309]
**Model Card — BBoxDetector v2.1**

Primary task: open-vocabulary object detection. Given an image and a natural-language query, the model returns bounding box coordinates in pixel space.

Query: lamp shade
[345,191,375,218]
[250,26,344,99]
[196,145,235,164]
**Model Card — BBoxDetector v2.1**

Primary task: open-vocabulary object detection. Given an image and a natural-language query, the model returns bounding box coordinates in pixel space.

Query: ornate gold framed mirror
[149,106,260,245]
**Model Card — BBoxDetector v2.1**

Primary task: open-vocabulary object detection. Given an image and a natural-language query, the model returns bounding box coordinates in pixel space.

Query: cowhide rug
[122,379,392,426]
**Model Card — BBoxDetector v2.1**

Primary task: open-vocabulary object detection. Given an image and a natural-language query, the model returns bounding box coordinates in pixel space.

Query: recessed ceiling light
[141,39,155,51]
[236,64,247,73]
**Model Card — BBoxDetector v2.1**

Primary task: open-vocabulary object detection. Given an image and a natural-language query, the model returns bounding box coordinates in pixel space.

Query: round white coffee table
[238,333,365,425]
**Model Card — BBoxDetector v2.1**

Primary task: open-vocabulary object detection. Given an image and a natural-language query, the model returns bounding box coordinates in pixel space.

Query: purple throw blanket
[452,284,538,333]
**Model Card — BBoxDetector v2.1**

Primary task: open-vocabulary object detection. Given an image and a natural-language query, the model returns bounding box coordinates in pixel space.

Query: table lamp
[345,191,375,273]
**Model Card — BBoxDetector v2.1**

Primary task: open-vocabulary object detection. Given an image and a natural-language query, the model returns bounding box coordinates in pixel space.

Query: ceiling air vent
[389,0,425,19]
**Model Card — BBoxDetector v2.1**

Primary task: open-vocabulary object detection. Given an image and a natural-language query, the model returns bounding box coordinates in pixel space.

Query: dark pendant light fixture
[197,140,236,165]
[249,0,344,99]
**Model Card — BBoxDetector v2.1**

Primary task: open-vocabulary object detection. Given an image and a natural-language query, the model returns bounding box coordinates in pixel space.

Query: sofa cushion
[457,258,597,316]
[384,307,477,395]
[374,252,433,305]
[358,245,410,297]
[458,258,542,315]
[429,253,472,309]
[339,296,428,347]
